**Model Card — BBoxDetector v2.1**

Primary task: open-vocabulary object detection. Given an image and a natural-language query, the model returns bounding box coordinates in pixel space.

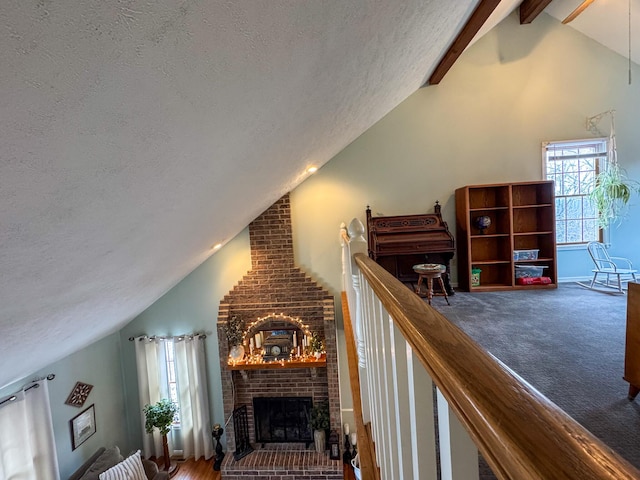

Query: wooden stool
[413,264,450,306]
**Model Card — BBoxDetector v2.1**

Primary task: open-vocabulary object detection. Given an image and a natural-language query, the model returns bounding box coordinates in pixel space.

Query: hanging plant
[587,110,639,228]
[590,163,638,228]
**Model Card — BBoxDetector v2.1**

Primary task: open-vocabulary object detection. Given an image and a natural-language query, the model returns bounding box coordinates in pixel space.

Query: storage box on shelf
[514,249,539,261]
[455,181,557,291]
[515,265,546,278]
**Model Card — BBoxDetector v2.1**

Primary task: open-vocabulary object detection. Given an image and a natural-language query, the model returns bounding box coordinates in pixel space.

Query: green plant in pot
[590,163,639,228]
[309,401,330,453]
[143,399,179,475]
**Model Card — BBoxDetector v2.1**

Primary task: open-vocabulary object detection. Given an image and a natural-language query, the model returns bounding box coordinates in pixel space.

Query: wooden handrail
[354,253,640,479]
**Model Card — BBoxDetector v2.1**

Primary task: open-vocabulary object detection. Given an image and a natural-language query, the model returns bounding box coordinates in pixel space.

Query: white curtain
[0,380,60,480]
[135,337,171,459]
[134,335,213,461]
[174,337,213,460]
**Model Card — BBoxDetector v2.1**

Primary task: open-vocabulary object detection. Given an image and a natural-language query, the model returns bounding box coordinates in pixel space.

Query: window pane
[566,196,582,219]
[555,198,566,220]
[563,172,580,195]
[547,160,561,175]
[583,219,599,242]
[553,177,562,196]
[583,157,595,170]
[583,197,596,218]
[556,220,566,243]
[579,171,595,194]
[566,220,583,243]
[565,159,578,173]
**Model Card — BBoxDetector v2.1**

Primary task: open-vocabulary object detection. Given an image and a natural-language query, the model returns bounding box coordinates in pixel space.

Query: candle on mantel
[293,332,297,348]
[250,338,255,354]
[344,423,349,435]
[350,432,357,446]
[255,333,262,348]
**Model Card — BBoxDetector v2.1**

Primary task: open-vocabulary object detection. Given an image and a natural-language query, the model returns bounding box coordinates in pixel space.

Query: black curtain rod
[0,373,55,407]
[128,333,207,342]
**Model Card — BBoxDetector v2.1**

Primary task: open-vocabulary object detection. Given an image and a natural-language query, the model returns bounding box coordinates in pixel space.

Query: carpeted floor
[431,283,640,475]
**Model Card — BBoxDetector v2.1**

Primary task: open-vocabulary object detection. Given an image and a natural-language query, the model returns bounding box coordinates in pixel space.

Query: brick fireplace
[217,194,341,479]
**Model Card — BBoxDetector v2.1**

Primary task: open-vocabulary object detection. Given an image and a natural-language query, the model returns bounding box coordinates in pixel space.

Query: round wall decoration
[65,381,93,407]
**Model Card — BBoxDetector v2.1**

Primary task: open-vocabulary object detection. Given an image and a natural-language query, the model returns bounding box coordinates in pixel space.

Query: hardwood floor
[155,458,219,480]
[158,457,356,479]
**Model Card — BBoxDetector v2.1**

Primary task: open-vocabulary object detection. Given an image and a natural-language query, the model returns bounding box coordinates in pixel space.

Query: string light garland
[226,313,325,367]
[241,313,311,342]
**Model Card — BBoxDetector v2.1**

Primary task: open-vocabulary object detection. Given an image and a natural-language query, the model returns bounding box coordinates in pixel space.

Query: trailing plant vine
[587,110,639,228]
[590,163,639,228]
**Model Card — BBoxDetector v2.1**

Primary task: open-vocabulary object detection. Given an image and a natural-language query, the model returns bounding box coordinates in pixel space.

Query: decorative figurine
[343,423,352,464]
[350,432,358,460]
[212,423,225,471]
[474,215,492,234]
[329,430,340,460]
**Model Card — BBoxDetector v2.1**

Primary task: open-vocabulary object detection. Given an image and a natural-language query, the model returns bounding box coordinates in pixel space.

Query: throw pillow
[98,450,147,480]
[79,446,123,480]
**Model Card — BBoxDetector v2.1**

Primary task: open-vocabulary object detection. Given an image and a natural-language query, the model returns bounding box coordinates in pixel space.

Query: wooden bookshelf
[455,181,557,291]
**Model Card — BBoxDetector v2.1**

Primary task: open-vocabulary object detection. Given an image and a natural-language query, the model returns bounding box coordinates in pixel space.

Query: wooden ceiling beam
[520,0,554,24]
[427,0,501,86]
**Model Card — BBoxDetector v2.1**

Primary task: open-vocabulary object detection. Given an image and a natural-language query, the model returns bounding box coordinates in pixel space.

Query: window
[544,139,606,245]
[164,340,181,426]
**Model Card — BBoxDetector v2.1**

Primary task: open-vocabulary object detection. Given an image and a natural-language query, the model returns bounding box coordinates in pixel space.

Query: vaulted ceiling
[0,0,633,389]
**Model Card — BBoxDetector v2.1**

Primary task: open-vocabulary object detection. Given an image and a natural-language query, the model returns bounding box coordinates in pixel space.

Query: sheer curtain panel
[135,337,171,459]
[174,336,213,459]
[0,380,60,480]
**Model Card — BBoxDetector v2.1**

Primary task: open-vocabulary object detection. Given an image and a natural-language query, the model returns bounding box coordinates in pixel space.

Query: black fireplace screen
[253,397,313,443]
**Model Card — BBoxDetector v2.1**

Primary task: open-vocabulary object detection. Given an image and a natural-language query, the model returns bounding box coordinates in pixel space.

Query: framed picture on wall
[70,404,96,450]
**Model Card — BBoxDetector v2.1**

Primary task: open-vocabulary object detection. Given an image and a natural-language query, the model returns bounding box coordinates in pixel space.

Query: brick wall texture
[217,194,340,478]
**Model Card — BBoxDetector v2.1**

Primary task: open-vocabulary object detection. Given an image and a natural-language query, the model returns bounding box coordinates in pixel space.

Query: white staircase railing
[341,218,639,480]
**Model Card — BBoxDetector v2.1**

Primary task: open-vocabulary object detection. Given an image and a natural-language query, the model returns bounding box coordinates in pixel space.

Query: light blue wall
[0,333,128,479]
[118,228,252,451]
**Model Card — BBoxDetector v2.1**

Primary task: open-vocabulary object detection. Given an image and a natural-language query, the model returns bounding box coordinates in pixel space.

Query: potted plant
[309,332,324,359]
[590,163,639,228]
[224,315,245,361]
[143,399,179,474]
[309,401,330,453]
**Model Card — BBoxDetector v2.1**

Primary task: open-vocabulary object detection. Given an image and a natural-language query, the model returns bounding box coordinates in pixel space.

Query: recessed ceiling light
[307,166,318,174]
[212,243,222,250]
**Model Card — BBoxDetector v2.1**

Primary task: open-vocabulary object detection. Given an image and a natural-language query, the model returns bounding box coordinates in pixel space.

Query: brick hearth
[220,444,342,480]
[217,194,340,479]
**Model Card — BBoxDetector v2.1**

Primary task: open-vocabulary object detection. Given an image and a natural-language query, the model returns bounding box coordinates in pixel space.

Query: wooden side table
[413,264,450,306]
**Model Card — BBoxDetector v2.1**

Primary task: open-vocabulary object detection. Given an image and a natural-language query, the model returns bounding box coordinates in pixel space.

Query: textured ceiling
[3,0,508,389]
[9,0,632,390]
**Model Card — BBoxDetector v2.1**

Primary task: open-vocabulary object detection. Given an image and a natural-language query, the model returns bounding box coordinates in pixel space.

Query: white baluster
[437,388,479,480]
[347,218,367,367]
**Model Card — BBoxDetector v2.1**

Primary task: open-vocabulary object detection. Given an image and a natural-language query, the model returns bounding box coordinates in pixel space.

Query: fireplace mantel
[228,355,326,371]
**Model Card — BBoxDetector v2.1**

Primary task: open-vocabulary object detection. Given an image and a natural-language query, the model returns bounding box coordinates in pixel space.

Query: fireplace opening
[253,397,313,445]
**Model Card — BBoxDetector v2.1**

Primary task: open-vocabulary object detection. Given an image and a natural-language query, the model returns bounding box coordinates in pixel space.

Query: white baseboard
[557,276,592,283]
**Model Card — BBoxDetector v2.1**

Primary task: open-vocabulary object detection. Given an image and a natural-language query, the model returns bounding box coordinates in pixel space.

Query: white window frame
[164,340,181,428]
[542,138,607,248]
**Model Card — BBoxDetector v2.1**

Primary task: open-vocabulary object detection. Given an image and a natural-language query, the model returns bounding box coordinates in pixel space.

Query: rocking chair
[585,241,637,294]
